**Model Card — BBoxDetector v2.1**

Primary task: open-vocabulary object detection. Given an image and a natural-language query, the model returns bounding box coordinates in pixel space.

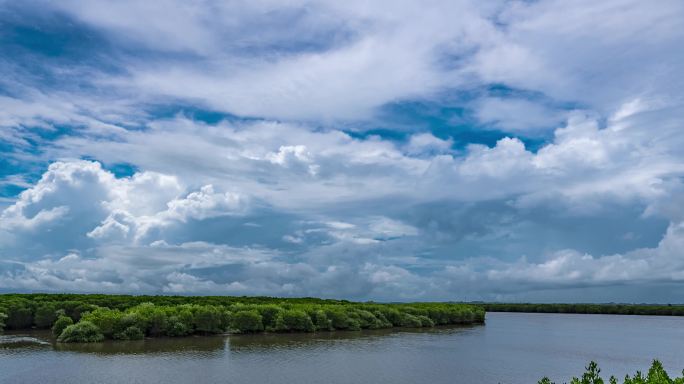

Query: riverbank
[0,294,484,342]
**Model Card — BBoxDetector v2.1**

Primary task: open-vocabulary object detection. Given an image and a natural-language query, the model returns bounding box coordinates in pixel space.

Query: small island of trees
[0,294,485,343]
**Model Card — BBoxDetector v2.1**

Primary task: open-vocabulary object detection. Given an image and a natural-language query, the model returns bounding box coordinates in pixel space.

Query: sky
[1,0,684,302]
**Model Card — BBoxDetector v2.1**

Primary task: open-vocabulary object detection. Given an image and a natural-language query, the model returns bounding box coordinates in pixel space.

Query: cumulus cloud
[404,133,454,156]
[2,97,683,300]
[0,161,247,256]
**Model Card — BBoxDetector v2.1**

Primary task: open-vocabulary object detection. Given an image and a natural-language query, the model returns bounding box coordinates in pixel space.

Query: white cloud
[165,185,245,221]
[3,95,684,298]
[480,220,684,289]
[33,0,501,121]
[475,97,564,133]
[266,145,319,176]
[405,133,453,156]
[0,160,248,254]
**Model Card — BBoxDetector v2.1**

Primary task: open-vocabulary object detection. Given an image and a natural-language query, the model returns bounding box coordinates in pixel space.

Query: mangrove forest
[0,294,484,343]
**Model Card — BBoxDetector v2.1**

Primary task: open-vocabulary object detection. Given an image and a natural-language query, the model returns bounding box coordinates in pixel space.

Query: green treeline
[483,303,684,316]
[0,294,484,342]
[539,361,684,384]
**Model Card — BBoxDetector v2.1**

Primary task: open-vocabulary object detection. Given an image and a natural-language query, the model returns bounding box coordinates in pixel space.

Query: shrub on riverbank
[0,293,485,342]
[80,307,124,338]
[192,305,231,334]
[52,315,74,337]
[231,310,264,333]
[539,360,684,384]
[0,311,6,332]
[115,325,144,341]
[57,321,105,343]
[275,309,315,332]
[256,305,283,330]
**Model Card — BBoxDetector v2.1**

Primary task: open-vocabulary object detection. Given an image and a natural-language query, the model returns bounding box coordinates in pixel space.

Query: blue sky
[1,0,684,302]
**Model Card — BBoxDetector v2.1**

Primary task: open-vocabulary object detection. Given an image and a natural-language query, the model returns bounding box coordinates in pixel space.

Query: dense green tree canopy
[0,294,484,342]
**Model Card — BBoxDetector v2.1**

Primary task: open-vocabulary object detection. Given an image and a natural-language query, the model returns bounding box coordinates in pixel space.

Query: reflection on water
[227,325,478,352]
[1,313,684,384]
[3,325,478,355]
[53,335,226,354]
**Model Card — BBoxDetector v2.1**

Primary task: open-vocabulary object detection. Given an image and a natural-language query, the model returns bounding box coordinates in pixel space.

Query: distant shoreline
[479,302,684,316]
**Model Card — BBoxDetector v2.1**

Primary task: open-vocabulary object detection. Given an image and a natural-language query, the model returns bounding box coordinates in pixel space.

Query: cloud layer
[1,0,683,301]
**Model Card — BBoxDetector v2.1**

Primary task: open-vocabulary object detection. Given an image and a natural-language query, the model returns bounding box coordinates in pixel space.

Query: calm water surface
[2,312,684,384]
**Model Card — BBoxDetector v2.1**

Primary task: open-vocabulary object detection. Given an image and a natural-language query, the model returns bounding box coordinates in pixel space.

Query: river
[1,312,684,384]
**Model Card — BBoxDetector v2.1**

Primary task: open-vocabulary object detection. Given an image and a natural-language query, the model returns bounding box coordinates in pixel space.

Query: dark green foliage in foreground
[0,293,484,342]
[483,303,684,317]
[57,321,105,343]
[539,361,684,384]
